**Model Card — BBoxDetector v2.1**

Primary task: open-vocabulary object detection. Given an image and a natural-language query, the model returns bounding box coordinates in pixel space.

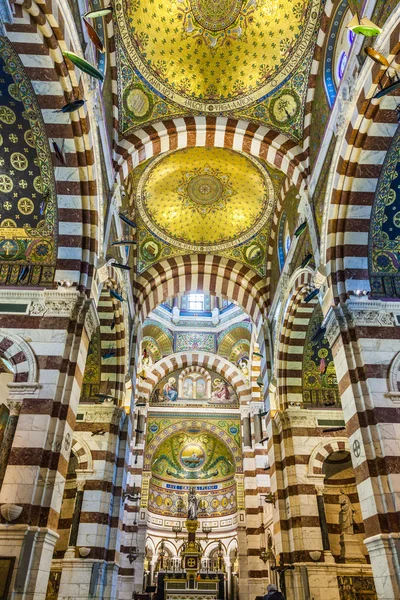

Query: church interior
[0,0,399,599]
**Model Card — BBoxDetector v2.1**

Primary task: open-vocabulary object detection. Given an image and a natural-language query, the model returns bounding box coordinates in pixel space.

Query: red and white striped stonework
[133,254,269,330]
[276,269,316,409]
[323,21,400,303]
[8,0,100,293]
[114,117,309,193]
[324,299,400,600]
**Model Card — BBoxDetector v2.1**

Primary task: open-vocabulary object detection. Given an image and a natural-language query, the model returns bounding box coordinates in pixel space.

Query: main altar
[155,489,225,600]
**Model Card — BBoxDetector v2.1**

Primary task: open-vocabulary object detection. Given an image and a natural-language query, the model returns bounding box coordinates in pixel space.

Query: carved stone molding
[7,383,41,398]
[324,300,399,347]
[83,299,100,340]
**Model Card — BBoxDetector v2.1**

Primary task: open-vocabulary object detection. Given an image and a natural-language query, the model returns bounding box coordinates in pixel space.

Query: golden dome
[136,147,274,251]
[116,0,321,112]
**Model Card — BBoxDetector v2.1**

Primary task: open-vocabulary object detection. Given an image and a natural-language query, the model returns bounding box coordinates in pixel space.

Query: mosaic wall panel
[302,304,340,407]
[369,125,400,298]
[148,477,237,518]
[149,367,239,408]
[0,38,57,286]
[174,332,215,353]
[80,327,102,400]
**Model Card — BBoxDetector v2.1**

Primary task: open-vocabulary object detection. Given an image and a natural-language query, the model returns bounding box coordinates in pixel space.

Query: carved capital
[76,480,86,492]
[7,401,22,416]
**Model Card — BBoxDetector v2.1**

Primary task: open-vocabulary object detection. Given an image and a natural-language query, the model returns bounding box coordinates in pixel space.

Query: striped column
[325,301,400,600]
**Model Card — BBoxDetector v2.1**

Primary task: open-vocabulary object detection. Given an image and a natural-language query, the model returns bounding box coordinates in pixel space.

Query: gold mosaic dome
[136,147,274,251]
[116,0,321,112]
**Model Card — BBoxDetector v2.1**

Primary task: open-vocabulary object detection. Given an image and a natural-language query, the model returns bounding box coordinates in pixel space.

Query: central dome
[136,147,274,252]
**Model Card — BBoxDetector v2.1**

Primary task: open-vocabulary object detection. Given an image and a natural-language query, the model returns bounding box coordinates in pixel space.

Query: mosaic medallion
[116,0,321,111]
[180,166,233,215]
[180,443,206,469]
[136,147,274,252]
[189,0,244,31]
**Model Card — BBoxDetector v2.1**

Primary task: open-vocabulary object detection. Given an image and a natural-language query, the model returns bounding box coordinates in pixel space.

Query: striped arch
[134,255,268,329]
[309,438,350,476]
[98,271,127,403]
[114,117,308,190]
[322,15,400,303]
[276,269,317,409]
[70,435,93,472]
[0,329,37,383]
[7,0,100,292]
[266,177,292,302]
[136,351,251,405]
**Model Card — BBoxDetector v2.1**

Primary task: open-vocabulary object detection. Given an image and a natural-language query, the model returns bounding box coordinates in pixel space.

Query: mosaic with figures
[302,304,340,407]
[150,366,239,407]
[0,39,56,286]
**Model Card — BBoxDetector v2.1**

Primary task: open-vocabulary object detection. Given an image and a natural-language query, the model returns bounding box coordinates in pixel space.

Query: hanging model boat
[63,51,104,81]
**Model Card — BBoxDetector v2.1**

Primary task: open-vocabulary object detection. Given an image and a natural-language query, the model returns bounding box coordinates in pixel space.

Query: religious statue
[187,487,199,520]
[339,490,356,534]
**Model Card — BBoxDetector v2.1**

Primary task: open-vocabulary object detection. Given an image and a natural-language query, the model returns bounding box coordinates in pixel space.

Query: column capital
[7,401,22,416]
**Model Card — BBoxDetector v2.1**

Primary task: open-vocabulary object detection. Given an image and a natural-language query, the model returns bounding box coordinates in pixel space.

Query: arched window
[278,211,291,271]
[324,0,355,107]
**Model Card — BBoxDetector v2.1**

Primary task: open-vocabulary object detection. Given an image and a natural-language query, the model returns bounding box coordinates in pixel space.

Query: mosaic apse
[0,38,57,286]
[145,420,241,518]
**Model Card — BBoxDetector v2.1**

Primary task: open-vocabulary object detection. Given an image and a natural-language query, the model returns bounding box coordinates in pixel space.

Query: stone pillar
[0,401,22,490]
[253,412,262,444]
[172,298,180,324]
[226,560,232,600]
[325,301,400,600]
[243,415,251,448]
[212,297,220,325]
[67,480,85,552]
[315,487,332,553]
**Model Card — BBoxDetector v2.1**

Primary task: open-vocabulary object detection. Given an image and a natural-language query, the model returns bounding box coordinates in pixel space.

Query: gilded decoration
[174,332,215,353]
[80,327,102,400]
[116,0,321,112]
[302,304,340,407]
[369,124,400,298]
[145,415,242,470]
[123,153,284,277]
[0,38,57,286]
[151,431,236,481]
[148,478,237,518]
[136,147,274,252]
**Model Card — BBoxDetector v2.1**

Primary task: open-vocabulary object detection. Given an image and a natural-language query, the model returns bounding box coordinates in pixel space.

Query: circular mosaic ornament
[269,89,300,127]
[244,242,264,265]
[187,174,224,206]
[124,85,153,122]
[141,239,161,262]
[180,443,206,470]
[0,106,16,124]
[0,239,18,258]
[18,197,34,215]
